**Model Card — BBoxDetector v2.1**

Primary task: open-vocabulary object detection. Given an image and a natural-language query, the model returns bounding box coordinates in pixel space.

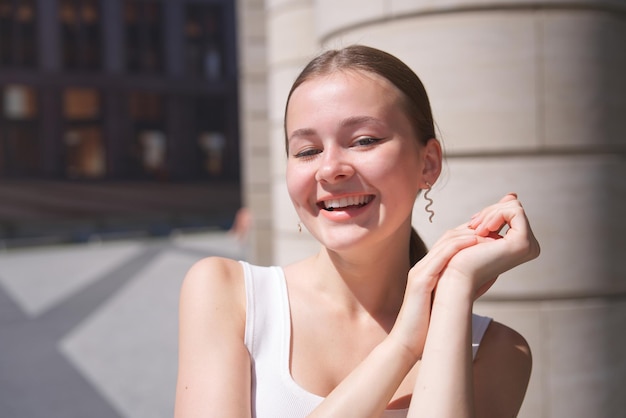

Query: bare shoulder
[473,321,532,418]
[175,257,251,417]
[180,257,245,310]
[183,255,244,285]
[178,256,248,339]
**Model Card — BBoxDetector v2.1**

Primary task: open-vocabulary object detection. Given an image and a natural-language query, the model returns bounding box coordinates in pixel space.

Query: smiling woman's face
[285,70,427,253]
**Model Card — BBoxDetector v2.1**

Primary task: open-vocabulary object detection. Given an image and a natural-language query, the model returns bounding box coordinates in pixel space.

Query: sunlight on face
[285,70,425,255]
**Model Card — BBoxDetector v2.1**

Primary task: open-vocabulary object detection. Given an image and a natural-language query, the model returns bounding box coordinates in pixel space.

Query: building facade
[236,0,626,417]
[0,0,240,182]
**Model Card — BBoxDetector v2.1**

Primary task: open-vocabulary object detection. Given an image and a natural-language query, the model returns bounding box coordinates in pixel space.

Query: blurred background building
[0,0,241,246]
[236,0,625,417]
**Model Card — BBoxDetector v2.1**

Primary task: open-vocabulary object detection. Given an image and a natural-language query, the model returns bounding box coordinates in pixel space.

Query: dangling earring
[424,182,435,223]
[297,222,302,233]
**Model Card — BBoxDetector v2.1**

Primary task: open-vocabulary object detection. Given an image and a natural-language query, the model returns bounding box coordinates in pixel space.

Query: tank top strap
[471,313,492,358]
[241,261,289,363]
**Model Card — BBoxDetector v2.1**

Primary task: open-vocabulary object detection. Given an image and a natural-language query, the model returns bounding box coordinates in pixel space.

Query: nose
[314,147,355,183]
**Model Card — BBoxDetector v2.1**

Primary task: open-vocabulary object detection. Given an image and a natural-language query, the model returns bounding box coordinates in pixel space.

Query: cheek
[285,166,298,199]
[378,160,422,206]
[364,149,421,186]
[285,164,311,206]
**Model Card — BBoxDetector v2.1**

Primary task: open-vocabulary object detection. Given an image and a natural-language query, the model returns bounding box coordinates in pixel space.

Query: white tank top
[241,261,492,418]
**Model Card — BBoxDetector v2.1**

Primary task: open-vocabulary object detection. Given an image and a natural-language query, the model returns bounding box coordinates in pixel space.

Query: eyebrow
[340,115,383,128]
[288,116,384,142]
[288,127,317,142]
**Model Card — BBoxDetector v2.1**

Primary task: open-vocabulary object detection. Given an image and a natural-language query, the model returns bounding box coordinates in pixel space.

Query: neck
[307,232,412,320]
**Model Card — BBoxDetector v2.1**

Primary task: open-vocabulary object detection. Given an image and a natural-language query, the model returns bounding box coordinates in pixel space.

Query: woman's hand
[446,193,541,297]
[407,194,539,418]
[391,227,480,359]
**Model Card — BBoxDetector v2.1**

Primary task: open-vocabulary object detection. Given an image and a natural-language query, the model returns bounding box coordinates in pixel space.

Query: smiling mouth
[320,195,374,211]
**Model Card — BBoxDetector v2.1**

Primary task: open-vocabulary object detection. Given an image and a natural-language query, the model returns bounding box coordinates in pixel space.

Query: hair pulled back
[284,45,435,265]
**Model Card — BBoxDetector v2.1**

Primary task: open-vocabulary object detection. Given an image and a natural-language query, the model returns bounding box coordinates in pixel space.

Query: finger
[415,230,477,276]
[470,192,517,224]
[410,232,478,289]
[476,207,513,236]
[475,203,540,267]
[499,192,518,203]
[470,193,519,225]
[472,198,524,236]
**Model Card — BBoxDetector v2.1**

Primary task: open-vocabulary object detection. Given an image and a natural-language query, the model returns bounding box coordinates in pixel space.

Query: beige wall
[236,0,273,263]
[238,0,626,415]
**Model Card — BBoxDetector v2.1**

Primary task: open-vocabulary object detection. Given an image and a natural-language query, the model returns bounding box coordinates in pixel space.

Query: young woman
[175,45,540,417]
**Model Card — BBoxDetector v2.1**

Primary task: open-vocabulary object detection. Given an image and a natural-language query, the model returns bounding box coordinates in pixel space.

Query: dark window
[0,0,37,67]
[0,84,40,176]
[128,91,167,178]
[184,4,223,81]
[194,97,227,178]
[62,87,105,178]
[124,0,163,74]
[59,0,102,70]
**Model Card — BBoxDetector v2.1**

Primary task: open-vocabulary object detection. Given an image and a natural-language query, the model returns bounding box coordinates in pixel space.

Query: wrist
[434,270,475,304]
[386,328,423,366]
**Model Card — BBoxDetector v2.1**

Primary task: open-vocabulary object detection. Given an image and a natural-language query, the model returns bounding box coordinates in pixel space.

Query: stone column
[265,0,321,265]
[236,0,273,263]
[254,0,626,416]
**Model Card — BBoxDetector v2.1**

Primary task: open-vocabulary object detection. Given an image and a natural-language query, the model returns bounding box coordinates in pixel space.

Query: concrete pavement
[0,231,248,418]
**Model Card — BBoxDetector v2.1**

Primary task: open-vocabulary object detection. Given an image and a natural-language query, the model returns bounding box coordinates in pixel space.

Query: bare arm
[409,273,476,418]
[473,322,532,418]
[309,192,538,417]
[410,286,532,418]
[409,194,539,418]
[174,257,251,418]
[307,230,480,417]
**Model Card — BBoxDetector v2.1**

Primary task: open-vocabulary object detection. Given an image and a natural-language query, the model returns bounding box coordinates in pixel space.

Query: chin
[315,226,372,252]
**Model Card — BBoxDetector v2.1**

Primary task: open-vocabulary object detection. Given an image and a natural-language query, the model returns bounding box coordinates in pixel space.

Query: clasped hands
[391,193,540,359]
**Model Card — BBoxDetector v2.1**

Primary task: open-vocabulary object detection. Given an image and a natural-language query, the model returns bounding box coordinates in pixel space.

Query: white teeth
[323,195,372,210]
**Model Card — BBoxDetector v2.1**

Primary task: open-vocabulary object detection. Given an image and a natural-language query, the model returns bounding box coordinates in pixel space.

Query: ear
[421,138,442,186]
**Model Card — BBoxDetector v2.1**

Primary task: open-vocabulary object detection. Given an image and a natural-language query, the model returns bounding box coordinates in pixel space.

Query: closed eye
[293,148,322,159]
[353,137,382,147]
